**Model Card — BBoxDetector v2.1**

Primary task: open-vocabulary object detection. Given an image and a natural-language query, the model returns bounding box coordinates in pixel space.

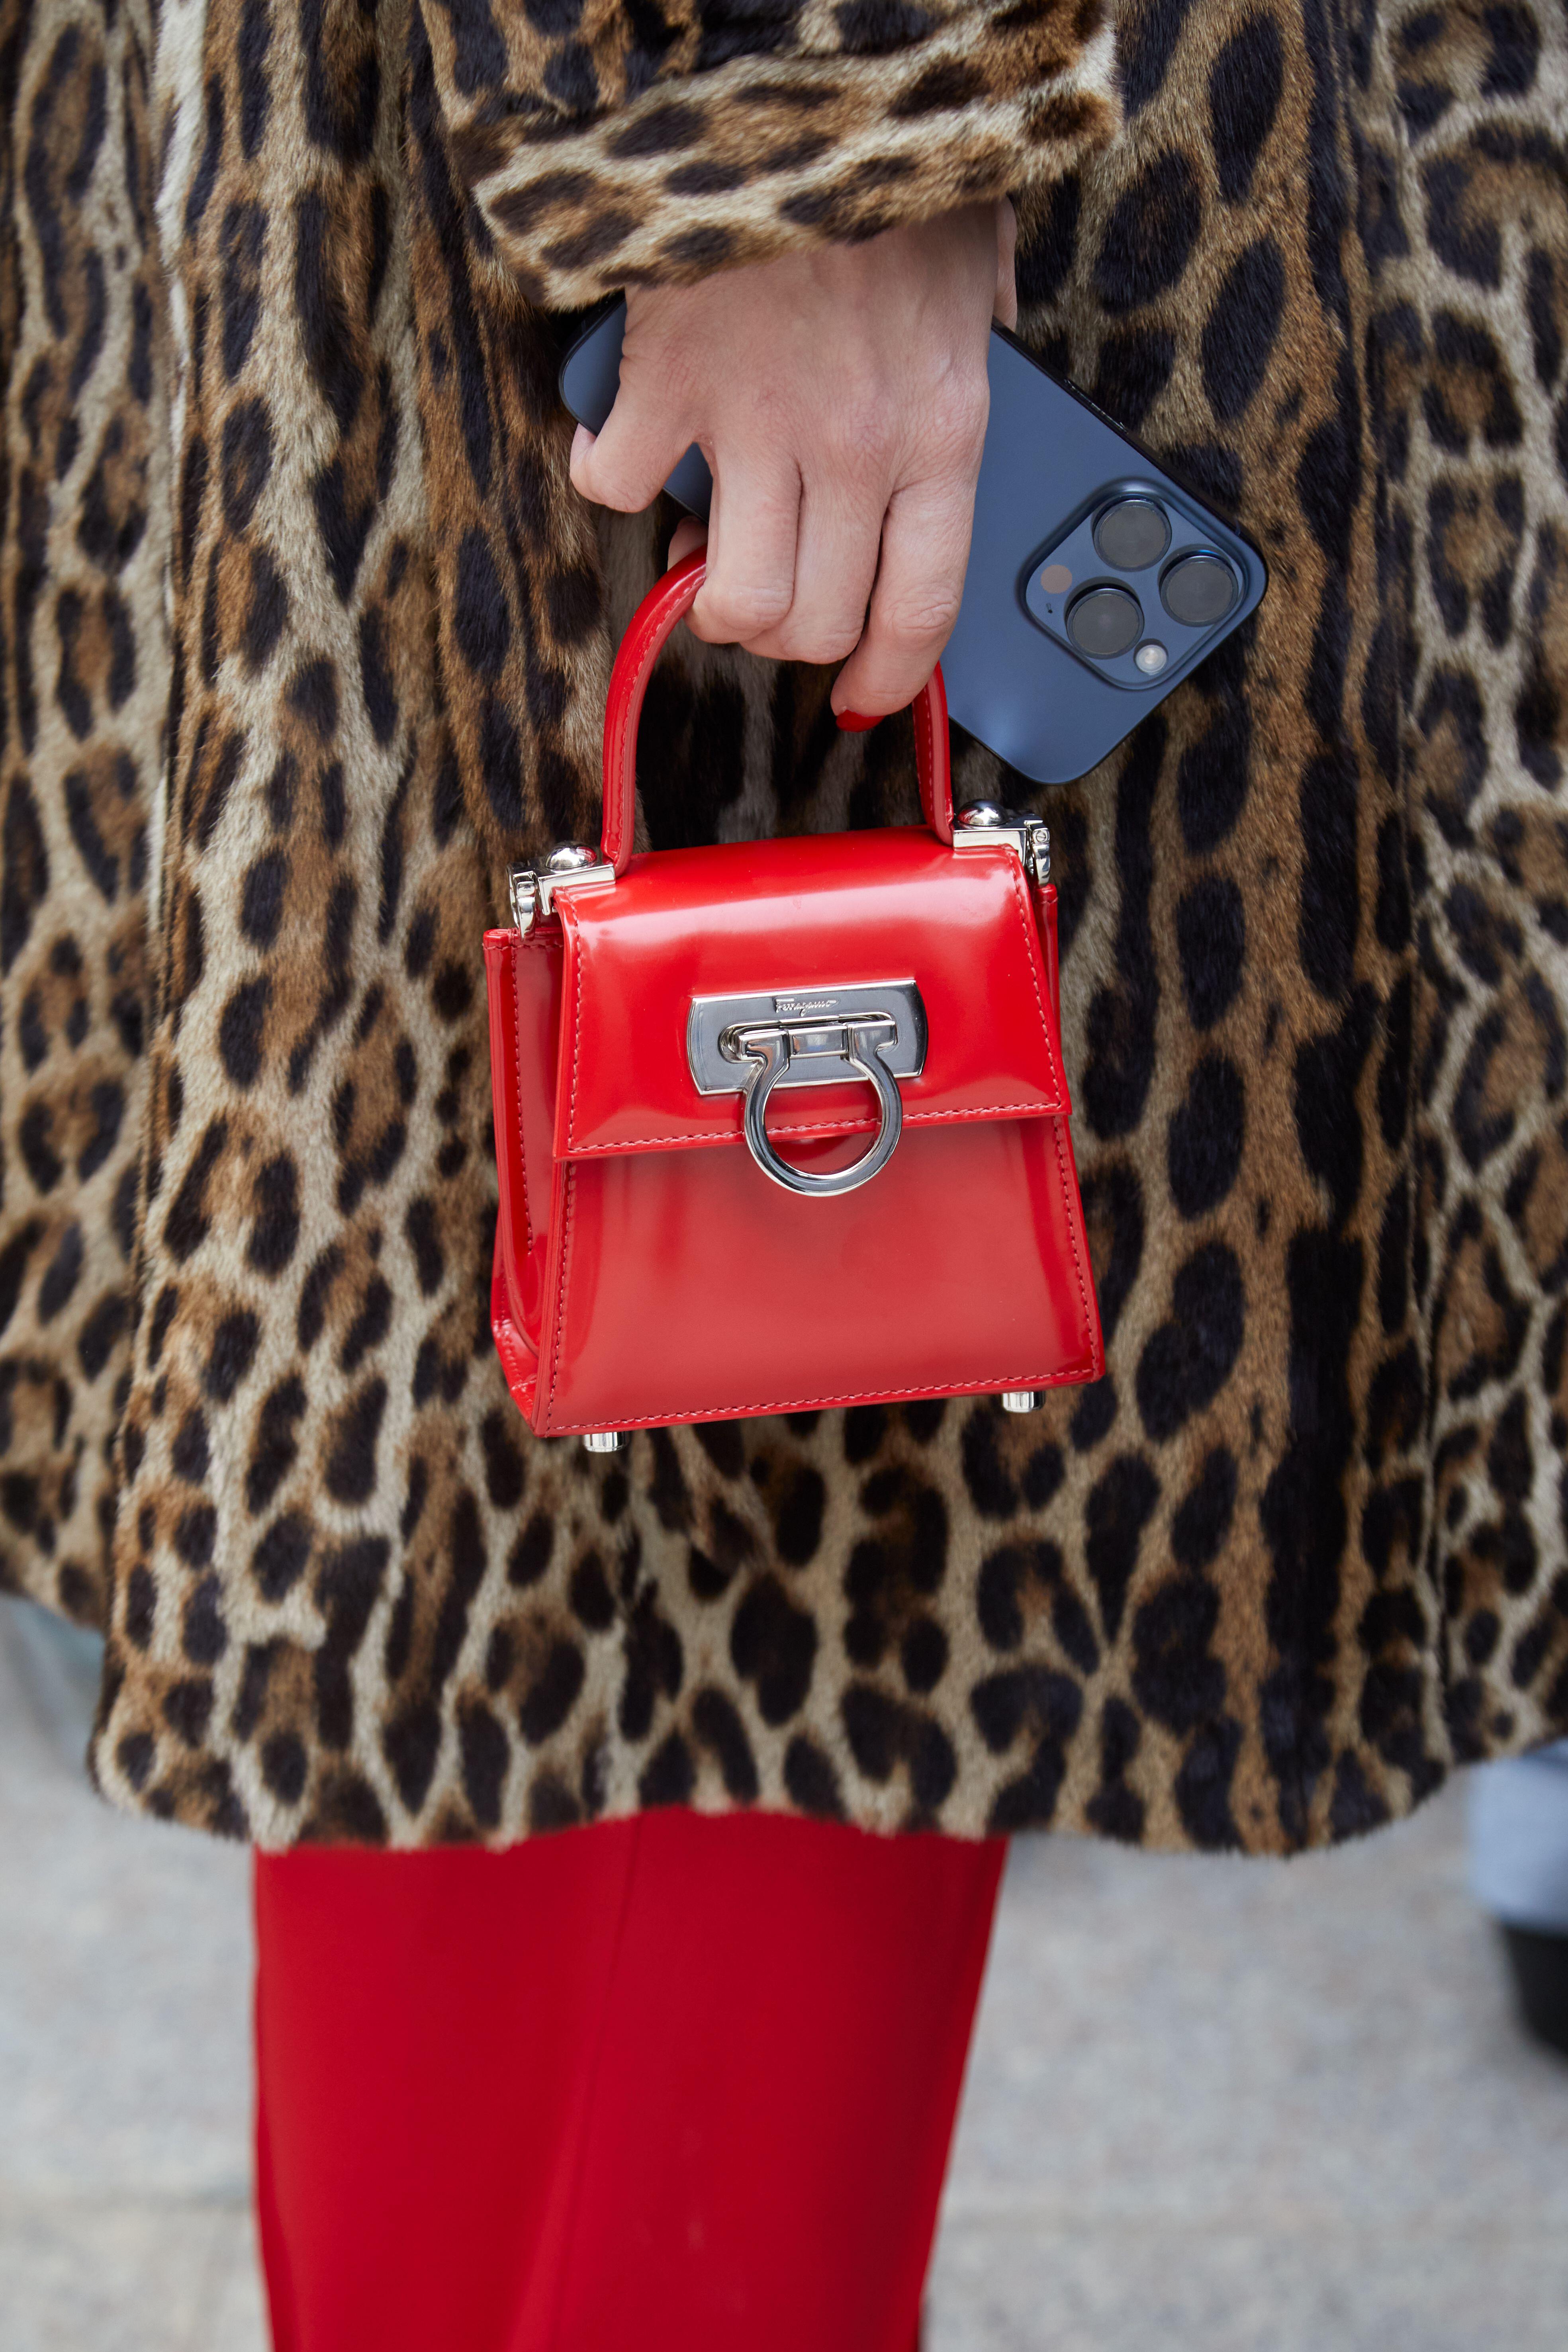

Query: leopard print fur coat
[2,0,1565,1852]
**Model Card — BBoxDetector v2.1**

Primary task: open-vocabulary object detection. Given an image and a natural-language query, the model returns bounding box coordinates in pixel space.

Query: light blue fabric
[1467,1742,1568,1933]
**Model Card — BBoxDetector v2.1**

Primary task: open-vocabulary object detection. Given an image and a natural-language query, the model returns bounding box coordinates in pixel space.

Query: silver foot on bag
[582,1430,626,1454]
[1000,1391,1043,1415]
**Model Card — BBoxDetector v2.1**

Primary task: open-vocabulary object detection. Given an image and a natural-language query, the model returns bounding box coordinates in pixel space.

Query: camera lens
[1161,552,1239,628]
[1092,498,1170,571]
[1066,585,1143,660]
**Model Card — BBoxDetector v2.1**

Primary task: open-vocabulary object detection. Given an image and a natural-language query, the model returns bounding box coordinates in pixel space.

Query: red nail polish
[835,710,879,732]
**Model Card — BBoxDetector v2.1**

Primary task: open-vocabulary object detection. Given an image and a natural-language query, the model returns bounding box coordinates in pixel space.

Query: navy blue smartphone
[560,305,1266,787]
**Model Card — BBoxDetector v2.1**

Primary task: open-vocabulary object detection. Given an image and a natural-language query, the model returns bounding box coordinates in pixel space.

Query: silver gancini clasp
[687,982,927,1198]
[508,844,615,936]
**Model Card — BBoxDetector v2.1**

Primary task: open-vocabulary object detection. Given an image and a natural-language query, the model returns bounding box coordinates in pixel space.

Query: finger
[748,475,883,667]
[668,517,708,567]
[571,393,691,514]
[831,472,976,717]
[994,197,1018,331]
[688,459,801,647]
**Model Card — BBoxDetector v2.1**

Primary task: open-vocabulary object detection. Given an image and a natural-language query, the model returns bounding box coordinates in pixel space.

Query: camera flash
[1135,641,1168,675]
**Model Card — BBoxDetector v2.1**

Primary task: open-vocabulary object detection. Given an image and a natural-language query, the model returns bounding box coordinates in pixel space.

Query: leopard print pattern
[1372,0,1568,1766]
[427,0,1120,307]
[0,0,167,1626]
[67,0,1568,1848]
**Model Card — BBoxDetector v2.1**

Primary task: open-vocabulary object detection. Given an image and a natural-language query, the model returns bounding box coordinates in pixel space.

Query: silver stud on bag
[1000,1391,1043,1414]
[582,1430,626,1453]
[508,845,617,937]
[953,802,1051,884]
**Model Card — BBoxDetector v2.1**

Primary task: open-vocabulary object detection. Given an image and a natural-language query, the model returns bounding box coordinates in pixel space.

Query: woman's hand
[569,202,1017,720]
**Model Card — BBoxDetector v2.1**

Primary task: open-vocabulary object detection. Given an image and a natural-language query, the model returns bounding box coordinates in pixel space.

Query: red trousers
[254,1809,1004,2352]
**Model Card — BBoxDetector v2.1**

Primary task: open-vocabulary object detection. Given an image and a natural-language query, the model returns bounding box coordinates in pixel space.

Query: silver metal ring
[737,1019,903,1198]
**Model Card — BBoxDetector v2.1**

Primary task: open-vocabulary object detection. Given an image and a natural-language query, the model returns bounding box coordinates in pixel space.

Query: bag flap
[552,830,1067,1159]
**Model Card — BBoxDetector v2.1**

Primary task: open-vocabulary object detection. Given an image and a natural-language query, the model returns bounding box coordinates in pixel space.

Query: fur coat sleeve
[424,0,1120,306]
[2,0,1566,1854]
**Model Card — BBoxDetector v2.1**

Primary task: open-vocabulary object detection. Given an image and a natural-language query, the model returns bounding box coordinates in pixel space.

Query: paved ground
[4,1589,1567,2351]
[1,1598,258,2352]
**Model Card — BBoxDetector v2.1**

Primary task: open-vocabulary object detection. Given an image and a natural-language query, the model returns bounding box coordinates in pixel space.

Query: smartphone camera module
[1092,498,1170,571]
[1161,552,1239,628]
[1021,476,1259,716]
[1066,585,1143,661]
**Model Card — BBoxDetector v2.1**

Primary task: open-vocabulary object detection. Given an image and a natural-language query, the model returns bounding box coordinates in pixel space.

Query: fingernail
[835,710,879,732]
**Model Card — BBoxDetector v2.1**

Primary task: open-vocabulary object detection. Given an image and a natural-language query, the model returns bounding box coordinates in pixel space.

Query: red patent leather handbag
[483,552,1103,1450]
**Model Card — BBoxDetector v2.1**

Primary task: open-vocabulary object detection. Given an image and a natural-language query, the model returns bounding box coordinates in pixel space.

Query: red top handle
[599,549,954,877]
